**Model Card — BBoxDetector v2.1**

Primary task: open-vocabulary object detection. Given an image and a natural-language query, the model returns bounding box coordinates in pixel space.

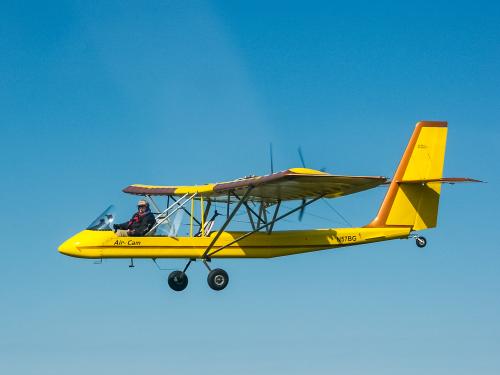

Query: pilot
[113,200,156,237]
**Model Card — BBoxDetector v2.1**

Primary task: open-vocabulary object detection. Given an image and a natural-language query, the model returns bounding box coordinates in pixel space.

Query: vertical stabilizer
[366,121,448,230]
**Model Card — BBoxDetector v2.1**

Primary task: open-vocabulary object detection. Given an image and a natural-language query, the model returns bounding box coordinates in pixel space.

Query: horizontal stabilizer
[397,177,483,184]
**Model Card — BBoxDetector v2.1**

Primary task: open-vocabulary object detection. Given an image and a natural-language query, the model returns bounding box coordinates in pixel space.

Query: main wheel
[416,236,427,248]
[207,268,229,291]
[168,270,188,291]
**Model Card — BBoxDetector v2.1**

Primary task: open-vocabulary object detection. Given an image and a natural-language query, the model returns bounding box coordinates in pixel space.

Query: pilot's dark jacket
[116,209,156,236]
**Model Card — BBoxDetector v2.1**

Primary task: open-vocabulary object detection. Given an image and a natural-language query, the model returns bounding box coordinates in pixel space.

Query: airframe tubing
[145,194,161,213]
[200,195,205,237]
[202,187,254,258]
[170,195,201,226]
[267,200,281,234]
[190,197,194,237]
[237,192,260,223]
[146,193,192,235]
[206,193,325,258]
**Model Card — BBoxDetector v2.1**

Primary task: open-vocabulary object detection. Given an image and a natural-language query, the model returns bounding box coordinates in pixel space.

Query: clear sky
[1,1,499,374]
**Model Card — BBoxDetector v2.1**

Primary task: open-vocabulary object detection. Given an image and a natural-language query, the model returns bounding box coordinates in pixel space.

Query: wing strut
[245,204,256,230]
[202,187,254,258]
[236,193,261,224]
[205,193,325,258]
[267,200,281,234]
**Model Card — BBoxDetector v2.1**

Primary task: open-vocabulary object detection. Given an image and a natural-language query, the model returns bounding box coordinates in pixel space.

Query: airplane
[58,121,480,292]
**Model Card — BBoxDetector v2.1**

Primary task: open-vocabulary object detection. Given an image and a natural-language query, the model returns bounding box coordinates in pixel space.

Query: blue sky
[1,1,499,374]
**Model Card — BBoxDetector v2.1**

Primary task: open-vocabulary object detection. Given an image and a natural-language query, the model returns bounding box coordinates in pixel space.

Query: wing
[123,168,388,202]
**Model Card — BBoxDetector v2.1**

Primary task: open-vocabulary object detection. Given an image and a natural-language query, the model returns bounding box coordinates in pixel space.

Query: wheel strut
[202,258,212,271]
[167,259,194,292]
[183,259,195,273]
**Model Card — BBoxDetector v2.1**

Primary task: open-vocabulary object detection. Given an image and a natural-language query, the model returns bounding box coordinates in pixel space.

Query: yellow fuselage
[58,227,411,259]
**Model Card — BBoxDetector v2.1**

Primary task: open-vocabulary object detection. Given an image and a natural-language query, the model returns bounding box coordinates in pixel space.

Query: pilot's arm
[113,222,128,230]
[113,217,133,231]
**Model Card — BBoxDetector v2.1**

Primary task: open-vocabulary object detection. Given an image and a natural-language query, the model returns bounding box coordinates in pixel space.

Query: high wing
[123,168,388,203]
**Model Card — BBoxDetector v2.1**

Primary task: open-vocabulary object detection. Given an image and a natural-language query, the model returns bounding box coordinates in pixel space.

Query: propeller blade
[297,149,308,221]
[298,147,306,168]
[270,143,274,174]
[298,198,306,221]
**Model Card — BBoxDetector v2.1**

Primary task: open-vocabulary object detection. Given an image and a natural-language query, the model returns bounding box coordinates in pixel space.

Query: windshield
[87,205,116,231]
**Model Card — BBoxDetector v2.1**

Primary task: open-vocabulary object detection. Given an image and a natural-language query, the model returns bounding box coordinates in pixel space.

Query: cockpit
[86,200,214,237]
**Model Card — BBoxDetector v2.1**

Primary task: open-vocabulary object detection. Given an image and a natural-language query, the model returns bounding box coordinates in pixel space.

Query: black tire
[416,236,427,248]
[168,270,188,291]
[207,268,229,291]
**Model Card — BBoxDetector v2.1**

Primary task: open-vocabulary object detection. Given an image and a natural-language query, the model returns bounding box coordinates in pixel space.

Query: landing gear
[202,259,229,291]
[416,236,427,248]
[168,270,188,291]
[163,259,229,292]
[207,268,229,291]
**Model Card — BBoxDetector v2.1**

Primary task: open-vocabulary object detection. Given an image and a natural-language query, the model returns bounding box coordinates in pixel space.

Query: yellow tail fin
[367,121,448,230]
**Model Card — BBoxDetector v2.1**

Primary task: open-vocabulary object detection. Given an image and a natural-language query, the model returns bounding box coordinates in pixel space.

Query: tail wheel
[416,236,427,248]
[168,270,188,291]
[207,268,229,291]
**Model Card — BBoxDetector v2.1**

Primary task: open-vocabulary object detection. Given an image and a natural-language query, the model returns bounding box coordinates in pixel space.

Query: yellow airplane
[59,121,480,291]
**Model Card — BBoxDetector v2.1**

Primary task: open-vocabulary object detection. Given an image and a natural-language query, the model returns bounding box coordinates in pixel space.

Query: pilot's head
[137,200,149,213]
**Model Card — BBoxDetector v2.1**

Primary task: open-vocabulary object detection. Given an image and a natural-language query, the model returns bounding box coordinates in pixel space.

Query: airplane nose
[58,238,79,257]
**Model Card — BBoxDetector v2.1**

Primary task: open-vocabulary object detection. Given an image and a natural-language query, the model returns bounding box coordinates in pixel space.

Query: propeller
[296,147,327,221]
[296,147,351,226]
[298,147,327,172]
[297,147,307,221]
